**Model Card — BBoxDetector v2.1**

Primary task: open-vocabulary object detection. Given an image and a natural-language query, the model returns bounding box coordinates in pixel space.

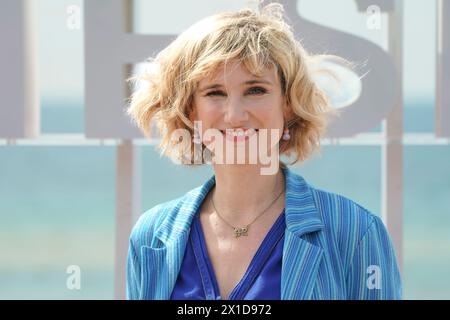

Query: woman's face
[190,59,290,165]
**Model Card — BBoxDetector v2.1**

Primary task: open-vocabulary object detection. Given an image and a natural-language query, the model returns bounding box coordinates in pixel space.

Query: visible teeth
[222,129,256,137]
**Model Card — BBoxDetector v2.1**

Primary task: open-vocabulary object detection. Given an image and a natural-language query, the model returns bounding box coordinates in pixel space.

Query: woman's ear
[283,103,295,121]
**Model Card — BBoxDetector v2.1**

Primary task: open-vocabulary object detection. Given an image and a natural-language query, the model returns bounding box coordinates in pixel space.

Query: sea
[0,100,449,299]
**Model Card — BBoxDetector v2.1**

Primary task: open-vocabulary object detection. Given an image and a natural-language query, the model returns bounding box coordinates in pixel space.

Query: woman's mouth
[219,128,258,142]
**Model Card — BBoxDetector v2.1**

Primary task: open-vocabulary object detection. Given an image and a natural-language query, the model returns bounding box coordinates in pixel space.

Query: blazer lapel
[139,231,190,300]
[281,167,325,300]
[139,166,324,300]
[140,245,168,299]
[140,175,217,300]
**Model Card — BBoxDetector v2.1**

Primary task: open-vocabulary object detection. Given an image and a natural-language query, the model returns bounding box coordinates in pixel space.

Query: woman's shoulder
[306,184,398,275]
[287,169,378,240]
[129,194,187,248]
[306,183,381,242]
[129,183,206,248]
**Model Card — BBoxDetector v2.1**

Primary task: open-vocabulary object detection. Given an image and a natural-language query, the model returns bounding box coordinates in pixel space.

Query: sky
[37,0,437,104]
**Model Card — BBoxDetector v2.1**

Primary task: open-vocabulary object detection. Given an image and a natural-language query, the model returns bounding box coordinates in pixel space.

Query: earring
[282,127,291,140]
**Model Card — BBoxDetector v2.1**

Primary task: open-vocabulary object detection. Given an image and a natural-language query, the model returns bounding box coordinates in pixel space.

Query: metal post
[436,0,450,138]
[382,0,404,275]
[115,140,141,299]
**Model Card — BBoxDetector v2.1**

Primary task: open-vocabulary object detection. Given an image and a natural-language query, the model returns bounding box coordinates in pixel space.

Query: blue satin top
[170,209,286,300]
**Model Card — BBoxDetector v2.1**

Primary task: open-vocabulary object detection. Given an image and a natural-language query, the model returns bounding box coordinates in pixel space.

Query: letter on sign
[84,0,175,138]
[277,0,398,138]
[0,0,39,138]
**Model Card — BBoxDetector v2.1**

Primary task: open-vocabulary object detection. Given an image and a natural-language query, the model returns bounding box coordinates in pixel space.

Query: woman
[125,3,402,300]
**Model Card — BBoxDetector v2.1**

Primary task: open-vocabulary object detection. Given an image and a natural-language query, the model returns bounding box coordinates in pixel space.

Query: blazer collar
[155,166,325,245]
[149,166,325,300]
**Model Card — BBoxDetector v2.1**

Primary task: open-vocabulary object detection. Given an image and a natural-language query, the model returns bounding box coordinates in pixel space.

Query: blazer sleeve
[346,214,402,299]
[126,238,141,300]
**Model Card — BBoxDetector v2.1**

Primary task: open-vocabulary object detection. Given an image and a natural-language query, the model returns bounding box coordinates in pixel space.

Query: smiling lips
[219,128,258,142]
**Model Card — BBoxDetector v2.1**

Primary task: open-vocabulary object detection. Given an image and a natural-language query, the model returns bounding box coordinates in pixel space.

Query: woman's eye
[247,87,267,95]
[204,87,267,97]
[205,90,226,97]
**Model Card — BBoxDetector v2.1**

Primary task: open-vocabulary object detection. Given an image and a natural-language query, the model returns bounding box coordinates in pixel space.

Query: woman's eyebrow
[198,79,273,92]
[245,79,273,86]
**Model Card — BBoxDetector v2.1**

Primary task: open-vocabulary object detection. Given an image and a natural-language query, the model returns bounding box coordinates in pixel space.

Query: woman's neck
[210,163,285,226]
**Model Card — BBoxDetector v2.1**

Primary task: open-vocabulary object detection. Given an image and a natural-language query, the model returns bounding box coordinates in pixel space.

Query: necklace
[210,181,285,238]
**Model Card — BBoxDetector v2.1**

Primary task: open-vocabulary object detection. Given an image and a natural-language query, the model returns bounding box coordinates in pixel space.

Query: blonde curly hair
[126,2,341,168]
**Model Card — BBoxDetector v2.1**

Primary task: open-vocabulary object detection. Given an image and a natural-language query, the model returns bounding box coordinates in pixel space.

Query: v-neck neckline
[191,209,286,300]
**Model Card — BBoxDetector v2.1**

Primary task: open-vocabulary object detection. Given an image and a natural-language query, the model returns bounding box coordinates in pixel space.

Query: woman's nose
[224,97,248,125]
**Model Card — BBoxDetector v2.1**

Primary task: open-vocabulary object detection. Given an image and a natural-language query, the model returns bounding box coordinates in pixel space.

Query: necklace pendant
[234,226,248,238]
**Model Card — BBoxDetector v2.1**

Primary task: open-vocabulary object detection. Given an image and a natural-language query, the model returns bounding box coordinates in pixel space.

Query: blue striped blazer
[126,166,402,300]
